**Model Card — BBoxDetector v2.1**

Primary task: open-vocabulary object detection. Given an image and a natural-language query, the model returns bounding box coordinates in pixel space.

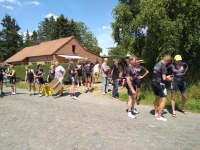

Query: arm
[138,67,149,79]
[184,63,188,74]
[7,70,15,77]
[25,71,27,81]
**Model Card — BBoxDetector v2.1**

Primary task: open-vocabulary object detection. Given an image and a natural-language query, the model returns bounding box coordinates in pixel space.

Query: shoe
[132,108,139,114]
[39,94,42,97]
[103,92,105,95]
[155,114,158,117]
[180,109,188,115]
[89,88,92,92]
[127,112,136,119]
[1,92,4,94]
[73,96,78,100]
[156,117,167,121]
[54,94,61,98]
[77,85,80,87]
[172,113,177,117]
[81,84,84,87]
[45,94,48,97]
[70,95,73,99]
[85,89,88,93]
[33,93,36,95]
[12,92,16,95]
[29,92,32,96]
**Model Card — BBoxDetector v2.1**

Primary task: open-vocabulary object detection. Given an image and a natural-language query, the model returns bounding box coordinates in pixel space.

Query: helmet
[174,55,182,61]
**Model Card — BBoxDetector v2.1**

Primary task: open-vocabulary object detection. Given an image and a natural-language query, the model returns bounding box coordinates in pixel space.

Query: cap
[174,55,182,61]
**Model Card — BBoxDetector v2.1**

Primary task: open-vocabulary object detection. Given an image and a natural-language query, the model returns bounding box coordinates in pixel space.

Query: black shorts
[36,78,45,85]
[126,83,136,96]
[171,81,186,94]
[85,72,92,79]
[10,78,16,84]
[151,81,167,98]
[77,71,82,77]
[27,78,34,84]
[136,78,142,88]
[49,78,54,83]
[68,76,75,85]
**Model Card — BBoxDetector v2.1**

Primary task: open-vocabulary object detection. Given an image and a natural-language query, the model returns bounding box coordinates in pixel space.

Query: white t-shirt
[93,64,100,73]
[55,65,65,82]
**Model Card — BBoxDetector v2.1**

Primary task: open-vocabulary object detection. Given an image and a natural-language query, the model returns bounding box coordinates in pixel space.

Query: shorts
[136,78,142,88]
[68,76,75,85]
[49,78,54,83]
[85,72,92,79]
[125,83,136,96]
[36,78,45,85]
[27,78,34,84]
[0,77,3,82]
[151,81,167,98]
[171,81,186,94]
[10,78,16,84]
[93,72,99,78]
[77,71,82,77]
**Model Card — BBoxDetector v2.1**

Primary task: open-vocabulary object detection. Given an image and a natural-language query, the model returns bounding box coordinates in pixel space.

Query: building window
[72,45,76,53]
[45,61,51,64]
[32,62,37,65]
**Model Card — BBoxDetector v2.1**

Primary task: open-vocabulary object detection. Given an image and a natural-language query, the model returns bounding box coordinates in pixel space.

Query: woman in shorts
[47,65,55,83]
[35,64,47,97]
[6,65,17,94]
[93,60,100,83]
[25,65,36,95]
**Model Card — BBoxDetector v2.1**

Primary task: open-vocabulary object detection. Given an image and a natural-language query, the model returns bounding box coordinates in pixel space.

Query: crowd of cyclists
[0,54,188,121]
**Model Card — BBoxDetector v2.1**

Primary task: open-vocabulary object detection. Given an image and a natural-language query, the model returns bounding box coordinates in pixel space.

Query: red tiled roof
[5,36,74,63]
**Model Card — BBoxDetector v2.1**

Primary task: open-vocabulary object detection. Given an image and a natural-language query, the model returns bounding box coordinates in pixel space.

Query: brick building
[5,36,102,65]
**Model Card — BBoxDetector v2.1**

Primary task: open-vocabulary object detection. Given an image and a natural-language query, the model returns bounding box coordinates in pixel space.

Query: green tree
[0,14,23,60]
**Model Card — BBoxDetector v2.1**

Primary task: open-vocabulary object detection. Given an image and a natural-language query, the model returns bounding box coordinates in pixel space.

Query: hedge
[14,63,71,83]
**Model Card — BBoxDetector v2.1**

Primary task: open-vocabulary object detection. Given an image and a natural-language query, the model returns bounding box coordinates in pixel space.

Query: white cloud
[98,25,111,31]
[0,0,21,5]
[45,13,58,20]
[96,27,116,53]
[24,1,40,5]
[2,5,14,10]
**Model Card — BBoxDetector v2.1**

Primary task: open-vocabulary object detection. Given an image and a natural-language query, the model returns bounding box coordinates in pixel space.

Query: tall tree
[0,14,23,60]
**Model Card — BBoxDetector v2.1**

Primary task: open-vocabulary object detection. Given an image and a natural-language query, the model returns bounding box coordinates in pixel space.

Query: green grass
[118,84,200,113]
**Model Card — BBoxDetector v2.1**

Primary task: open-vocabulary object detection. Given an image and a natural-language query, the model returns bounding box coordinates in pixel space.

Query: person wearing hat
[168,55,188,117]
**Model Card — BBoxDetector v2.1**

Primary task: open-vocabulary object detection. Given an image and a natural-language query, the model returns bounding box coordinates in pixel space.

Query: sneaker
[127,112,136,119]
[54,94,61,99]
[156,117,167,121]
[73,96,78,100]
[85,89,88,93]
[155,114,158,117]
[29,92,32,96]
[33,93,36,95]
[12,92,16,95]
[1,92,4,94]
[45,94,48,97]
[77,85,80,88]
[81,84,84,87]
[103,92,106,95]
[39,94,42,97]
[70,95,73,99]
[132,108,139,114]
[89,88,92,92]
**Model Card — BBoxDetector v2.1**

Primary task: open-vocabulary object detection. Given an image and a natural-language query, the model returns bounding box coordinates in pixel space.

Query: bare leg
[137,88,141,100]
[181,93,187,111]
[158,97,167,118]
[128,95,133,111]
[171,93,176,114]
[154,96,160,115]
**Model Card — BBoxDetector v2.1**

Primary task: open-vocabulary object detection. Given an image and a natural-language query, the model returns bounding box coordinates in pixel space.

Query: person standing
[135,60,149,105]
[93,60,101,83]
[119,58,128,71]
[68,60,78,100]
[0,66,5,95]
[151,55,172,121]
[168,55,188,117]
[110,59,119,99]
[25,65,36,95]
[83,58,94,93]
[76,60,83,87]
[126,56,139,119]
[55,61,66,97]
[101,58,110,95]
[6,65,16,94]
[47,65,55,83]
[35,64,47,97]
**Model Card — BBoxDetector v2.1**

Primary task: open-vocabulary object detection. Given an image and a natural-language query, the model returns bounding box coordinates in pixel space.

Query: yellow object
[174,55,182,61]
[42,85,53,96]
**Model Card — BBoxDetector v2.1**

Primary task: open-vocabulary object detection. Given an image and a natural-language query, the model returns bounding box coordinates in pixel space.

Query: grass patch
[118,83,200,113]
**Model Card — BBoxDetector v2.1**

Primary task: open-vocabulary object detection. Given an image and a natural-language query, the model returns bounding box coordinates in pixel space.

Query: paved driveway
[0,87,200,150]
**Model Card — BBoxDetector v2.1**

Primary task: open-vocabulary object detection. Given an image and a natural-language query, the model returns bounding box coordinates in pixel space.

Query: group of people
[0,54,188,122]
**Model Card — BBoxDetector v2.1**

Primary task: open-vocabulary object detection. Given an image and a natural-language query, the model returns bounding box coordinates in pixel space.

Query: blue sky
[0,0,119,53]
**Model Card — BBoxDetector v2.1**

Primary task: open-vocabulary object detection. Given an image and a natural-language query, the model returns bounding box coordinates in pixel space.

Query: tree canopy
[111,0,200,73]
